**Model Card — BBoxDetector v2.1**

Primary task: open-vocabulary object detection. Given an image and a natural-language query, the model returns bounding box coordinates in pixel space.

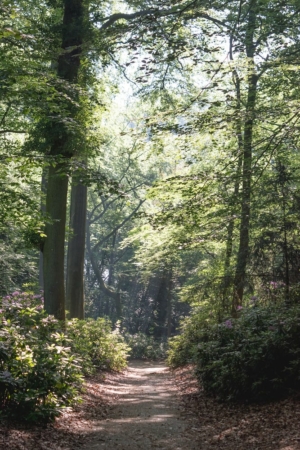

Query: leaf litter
[173,365,300,450]
[1,362,300,449]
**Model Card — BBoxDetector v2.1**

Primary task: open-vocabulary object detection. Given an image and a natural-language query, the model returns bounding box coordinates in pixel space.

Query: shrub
[67,319,129,374]
[196,304,300,401]
[168,303,300,402]
[0,292,129,421]
[0,292,83,421]
[167,307,214,367]
[123,332,168,360]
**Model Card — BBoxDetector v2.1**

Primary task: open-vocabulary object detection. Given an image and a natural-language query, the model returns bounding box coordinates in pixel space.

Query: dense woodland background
[1,0,300,420]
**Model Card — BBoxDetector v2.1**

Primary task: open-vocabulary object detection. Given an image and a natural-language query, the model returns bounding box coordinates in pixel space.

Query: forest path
[81,360,200,450]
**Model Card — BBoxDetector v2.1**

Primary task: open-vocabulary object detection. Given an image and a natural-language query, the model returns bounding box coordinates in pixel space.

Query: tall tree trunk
[44,164,69,319]
[221,35,243,311]
[167,270,172,338]
[43,0,84,320]
[280,178,290,302]
[107,231,117,286]
[104,232,117,317]
[232,0,258,312]
[66,177,87,319]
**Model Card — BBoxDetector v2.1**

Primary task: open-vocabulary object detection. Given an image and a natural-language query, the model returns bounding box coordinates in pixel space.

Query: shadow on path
[81,360,200,450]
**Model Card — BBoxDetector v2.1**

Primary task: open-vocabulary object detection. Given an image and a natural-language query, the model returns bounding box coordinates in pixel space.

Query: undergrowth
[123,332,168,360]
[168,303,300,402]
[0,292,129,422]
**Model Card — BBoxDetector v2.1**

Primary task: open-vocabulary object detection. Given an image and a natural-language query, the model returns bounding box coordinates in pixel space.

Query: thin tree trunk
[281,184,290,302]
[43,0,84,320]
[66,178,87,319]
[153,269,171,339]
[39,167,47,290]
[222,35,243,311]
[107,231,117,286]
[167,270,172,338]
[232,0,258,312]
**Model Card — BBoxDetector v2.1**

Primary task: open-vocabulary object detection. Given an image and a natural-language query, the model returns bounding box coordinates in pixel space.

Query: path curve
[82,360,200,450]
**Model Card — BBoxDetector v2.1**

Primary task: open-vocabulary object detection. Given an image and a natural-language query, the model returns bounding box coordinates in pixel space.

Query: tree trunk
[232,0,258,312]
[167,271,172,338]
[43,0,84,319]
[107,231,117,286]
[153,269,171,339]
[39,167,47,290]
[43,164,69,319]
[66,178,87,319]
[221,36,243,311]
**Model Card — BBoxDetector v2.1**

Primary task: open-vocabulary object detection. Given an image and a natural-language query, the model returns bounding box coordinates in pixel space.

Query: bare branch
[0,104,11,128]
[99,2,227,31]
[91,199,145,253]
[100,9,159,30]
[0,129,27,134]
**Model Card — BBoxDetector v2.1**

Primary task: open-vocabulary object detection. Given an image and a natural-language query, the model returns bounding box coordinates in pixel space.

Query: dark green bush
[167,307,214,367]
[168,303,300,402]
[0,292,129,421]
[0,292,83,421]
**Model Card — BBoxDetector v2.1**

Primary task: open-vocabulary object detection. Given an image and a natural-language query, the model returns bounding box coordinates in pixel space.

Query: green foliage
[1,0,300,416]
[0,293,128,422]
[167,306,215,368]
[169,303,300,402]
[0,292,83,421]
[67,319,129,374]
[123,332,168,360]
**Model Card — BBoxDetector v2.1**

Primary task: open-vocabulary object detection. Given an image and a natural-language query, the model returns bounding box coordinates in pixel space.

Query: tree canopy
[1,0,300,417]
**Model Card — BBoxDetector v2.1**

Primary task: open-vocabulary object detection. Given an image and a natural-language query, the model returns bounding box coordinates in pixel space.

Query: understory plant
[0,292,128,421]
[0,292,82,421]
[168,302,300,402]
[123,332,168,360]
[67,318,129,374]
[167,306,215,367]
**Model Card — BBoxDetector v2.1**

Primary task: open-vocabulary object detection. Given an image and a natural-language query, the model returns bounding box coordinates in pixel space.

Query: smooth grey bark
[66,179,87,319]
[43,0,84,320]
[104,231,117,316]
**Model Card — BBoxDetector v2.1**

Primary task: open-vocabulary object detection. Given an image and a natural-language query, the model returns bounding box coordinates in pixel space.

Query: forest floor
[1,361,300,449]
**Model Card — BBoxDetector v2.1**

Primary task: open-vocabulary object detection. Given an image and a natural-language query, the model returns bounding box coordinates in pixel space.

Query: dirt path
[81,360,200,450]
[3,361,300,449]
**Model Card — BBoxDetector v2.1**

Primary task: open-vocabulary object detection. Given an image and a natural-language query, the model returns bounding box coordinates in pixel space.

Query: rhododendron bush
[0,292,128,421]
[168,303,300,402]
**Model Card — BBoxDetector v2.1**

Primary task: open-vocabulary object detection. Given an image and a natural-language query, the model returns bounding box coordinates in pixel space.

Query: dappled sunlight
[100,413,176,424]
[81,361,200,449]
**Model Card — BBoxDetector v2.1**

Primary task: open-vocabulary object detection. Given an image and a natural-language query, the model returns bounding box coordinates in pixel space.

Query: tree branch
[0,129,27,134]
[0,104,11,128]
[100,9,160,30]
[92,199,145,253]
[86,223,122,318]
[99,2,226,31]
